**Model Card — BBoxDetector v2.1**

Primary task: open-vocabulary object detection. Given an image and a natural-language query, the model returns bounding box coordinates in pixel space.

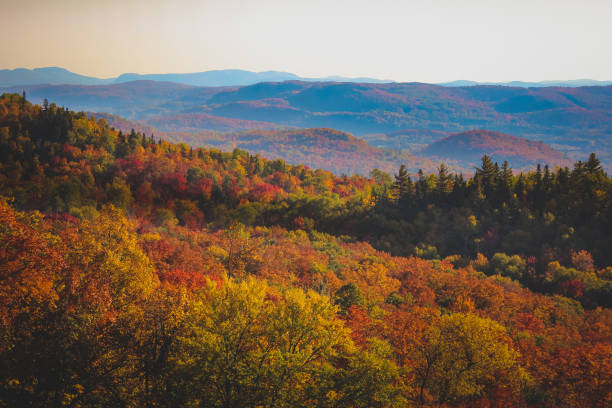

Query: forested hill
[420,129,570,169]
[138,127,434,175]
[1,93,611,407]
[6,80,612,168]
[96,111,564,174]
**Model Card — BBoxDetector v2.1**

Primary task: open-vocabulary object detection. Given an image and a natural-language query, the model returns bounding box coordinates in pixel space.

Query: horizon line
[2,66,612,85]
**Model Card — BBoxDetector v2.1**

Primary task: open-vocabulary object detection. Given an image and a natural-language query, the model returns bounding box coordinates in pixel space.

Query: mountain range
[2,67,611,88]
[0,67,390,87]
[3,70,611,172]
[8,79,610,166]
[94,110,569,175]
[440,79,612,88]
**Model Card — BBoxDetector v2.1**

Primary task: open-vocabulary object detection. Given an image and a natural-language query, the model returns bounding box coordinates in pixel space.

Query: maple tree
[0,94,611,407]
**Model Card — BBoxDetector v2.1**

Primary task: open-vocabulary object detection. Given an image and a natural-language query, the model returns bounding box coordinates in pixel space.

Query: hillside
[421,129,571,169]
[94,112,432,175]
[1,94,612,407]
[3,81,214,118]
[6,80,612,168]
[145,113,282,133]
[1,93,611,407]
[361,129,450,151]
[161,128,434,175]
[96,112,568,174]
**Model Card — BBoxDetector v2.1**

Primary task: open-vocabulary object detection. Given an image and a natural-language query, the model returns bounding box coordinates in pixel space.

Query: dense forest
[11,80,612,169]
[1,93,611,407]
[157,127,432,175]
[97,113,566,175]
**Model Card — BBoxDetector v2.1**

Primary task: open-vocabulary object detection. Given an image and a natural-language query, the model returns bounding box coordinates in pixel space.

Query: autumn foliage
[0,94,611,407]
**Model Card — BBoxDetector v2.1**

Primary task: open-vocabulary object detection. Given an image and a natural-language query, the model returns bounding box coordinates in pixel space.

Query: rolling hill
[97,111,563,174]
[420,130,571,169]
[6,80,612,169]
[163,128,433,175]
[94,113,433,175]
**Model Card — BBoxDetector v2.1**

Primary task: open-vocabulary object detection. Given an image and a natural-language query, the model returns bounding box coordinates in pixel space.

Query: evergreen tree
[435,163,452,195]
[498,161,514,204]
[586,153,602,174]
[393,164,411,200]
[475,155,499,199]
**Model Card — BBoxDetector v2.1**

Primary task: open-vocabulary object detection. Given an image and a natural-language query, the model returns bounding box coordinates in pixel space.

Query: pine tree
[498,161,513,204]
[475,155,499,199]
[586,153,602,174]
[415,169,427,200]
[436,163,452,195]
[393,164,411,200]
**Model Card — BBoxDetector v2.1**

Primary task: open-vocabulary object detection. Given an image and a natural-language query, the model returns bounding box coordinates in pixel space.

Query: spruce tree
[393,164,411,199]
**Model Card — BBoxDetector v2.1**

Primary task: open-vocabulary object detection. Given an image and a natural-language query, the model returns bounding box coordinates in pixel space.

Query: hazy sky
[2,0,611,82]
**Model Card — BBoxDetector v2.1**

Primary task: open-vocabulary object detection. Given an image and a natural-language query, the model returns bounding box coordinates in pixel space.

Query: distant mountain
[440,79,612,88]
[3,67,611,89]
[0,67,390,88]
[361,129,449,152]
[420,129,571,170]
[145,113,283,133]
[114,70,302,87]
[165,128,433,175]
[0,67,112,86]
[5,81,211,118]
[5,79,612,169]
[94,113,432,175]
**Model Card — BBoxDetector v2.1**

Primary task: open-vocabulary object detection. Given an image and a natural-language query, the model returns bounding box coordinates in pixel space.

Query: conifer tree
[393,164,411,200]
[586,153,602,174]
[436,164,451,192]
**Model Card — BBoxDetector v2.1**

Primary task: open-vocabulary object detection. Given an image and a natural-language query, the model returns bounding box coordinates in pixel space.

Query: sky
[2,0,611,83]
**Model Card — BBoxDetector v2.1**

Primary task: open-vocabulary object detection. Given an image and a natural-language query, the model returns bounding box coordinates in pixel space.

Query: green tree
[435,163,452,195]
[393,164,412,200]
[490,253,527,281]
[334,282,365,313]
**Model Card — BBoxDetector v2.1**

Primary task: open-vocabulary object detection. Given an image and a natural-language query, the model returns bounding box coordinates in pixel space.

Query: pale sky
[2,0,611,82]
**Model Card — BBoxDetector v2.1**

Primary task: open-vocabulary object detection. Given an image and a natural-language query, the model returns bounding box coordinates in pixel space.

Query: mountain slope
[167,128,433,175]
[95,113,433,175]
[0,67,112,86]
[6,81,207,118]
[420,129,571,169]
[5,80,612,167]
[114,69,302,86]
[2,92,611,408]
[1,67,390,87]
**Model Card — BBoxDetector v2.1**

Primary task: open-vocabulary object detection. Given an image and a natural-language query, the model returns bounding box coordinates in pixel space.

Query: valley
[5,79,610,171]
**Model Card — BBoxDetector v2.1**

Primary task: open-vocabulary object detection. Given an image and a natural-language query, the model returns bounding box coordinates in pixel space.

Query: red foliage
[196,178,213,198]
[158,269,209,290]
[249,182,281,203]
[516,312,544,332]
[562,278,585,298]
[156,172,188,197]
[343,305,371,347]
